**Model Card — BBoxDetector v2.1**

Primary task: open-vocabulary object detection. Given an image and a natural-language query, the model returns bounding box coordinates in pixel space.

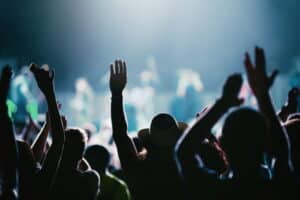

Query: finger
[257,47,266,73]
[268,69,279,88]
[119,60,123,74]
[121,61,125,74]
[115,60,120,74]
[255,46,259,69]
[244,52,254,76]
[114,60,118,74]
[117,60,122,74]
[110,64,114,75]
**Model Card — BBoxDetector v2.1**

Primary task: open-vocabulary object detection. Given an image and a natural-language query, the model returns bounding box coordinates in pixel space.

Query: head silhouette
[138,113,187,149]
[220,108,267,172]
[84,145,110,173]
[62,128,87,168]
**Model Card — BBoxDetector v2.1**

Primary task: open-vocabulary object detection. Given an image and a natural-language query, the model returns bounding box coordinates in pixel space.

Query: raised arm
[21,115,41,143]
[110,60,138,170]
[31,112,51,163]
[30,63,65,195]
[278,87,300,122]
[244,47,293,175]
[0,65,18,199]
[175,74,243,180]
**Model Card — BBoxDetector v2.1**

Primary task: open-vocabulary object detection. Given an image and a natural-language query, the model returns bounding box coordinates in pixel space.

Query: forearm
[177,99,228,158]
[45,90,64,144]
[38,89,65,194]
[111,95,128,139]
[31,122,50,163]
[111,94,137,168]
[176,99,229,175]
[256,93,291,163]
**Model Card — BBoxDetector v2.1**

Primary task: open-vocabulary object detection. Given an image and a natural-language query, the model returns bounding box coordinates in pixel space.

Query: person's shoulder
[76,170,100,198]
[106,172,128,187]
[82,169,100,186]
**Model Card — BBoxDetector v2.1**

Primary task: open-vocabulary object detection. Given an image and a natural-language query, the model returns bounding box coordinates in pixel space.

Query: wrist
[216,98,232,111]
[255,92,271,103]
[111,92,123,97]
[45,90,56,103]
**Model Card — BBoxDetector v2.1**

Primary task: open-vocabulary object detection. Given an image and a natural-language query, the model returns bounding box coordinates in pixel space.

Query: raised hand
[244,46,278,98]
[30,63,55,95]
[279,87,300,121]
[109,60,127,95]
[220,73,244,108]
[244,47,293,173]
[0,65,13,102]
[287,87,300,108]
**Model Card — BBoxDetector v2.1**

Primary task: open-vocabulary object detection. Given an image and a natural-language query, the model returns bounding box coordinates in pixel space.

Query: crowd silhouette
[0,47,299,200]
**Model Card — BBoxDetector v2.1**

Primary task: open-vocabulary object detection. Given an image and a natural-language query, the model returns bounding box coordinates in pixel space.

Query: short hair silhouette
[220,108,267,168]
[63,128,87,166]
[85,145,110,173]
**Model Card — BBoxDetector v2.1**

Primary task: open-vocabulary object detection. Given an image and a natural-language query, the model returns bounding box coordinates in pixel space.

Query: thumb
[268,69,279,88]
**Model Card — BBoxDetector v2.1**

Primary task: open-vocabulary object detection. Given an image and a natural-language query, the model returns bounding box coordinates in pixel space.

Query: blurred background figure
[85,145,131,200]
[71,77,95,125]
[126,56,158,131]
[170,69,203,122]
[9,66,41,139]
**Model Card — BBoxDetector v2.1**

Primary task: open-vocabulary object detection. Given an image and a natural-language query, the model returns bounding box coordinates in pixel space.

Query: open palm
[109,60,127,95]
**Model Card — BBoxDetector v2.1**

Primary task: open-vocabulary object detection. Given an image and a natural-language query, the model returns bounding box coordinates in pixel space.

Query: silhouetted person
[110,60,186,200]
[175,47,294,200]
[51,128,100,200]
[85,145,131,200]
[0,66,18,200]
[0,64,67,200]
